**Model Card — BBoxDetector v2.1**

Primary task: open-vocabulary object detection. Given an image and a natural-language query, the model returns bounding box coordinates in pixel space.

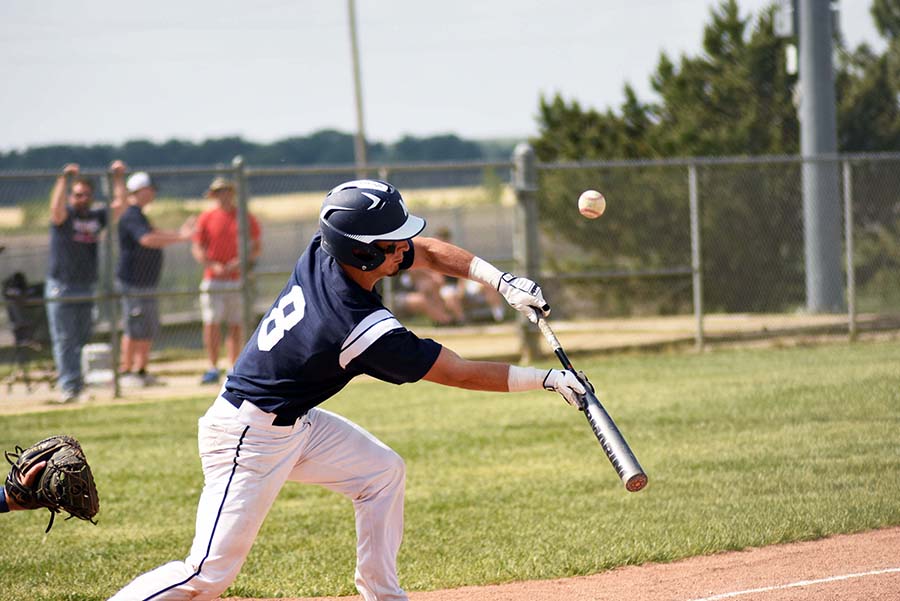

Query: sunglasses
[376,241,399,254]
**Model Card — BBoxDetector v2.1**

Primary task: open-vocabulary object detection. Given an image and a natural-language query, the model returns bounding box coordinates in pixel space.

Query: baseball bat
[536,315,648,492]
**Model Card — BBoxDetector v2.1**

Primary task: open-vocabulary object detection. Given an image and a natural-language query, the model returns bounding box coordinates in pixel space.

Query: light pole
[798,0,843,312]
[348,0,368,177]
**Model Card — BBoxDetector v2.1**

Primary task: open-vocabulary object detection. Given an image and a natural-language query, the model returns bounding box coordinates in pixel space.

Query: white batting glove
[543,369,587,408]
[497,273,550,324]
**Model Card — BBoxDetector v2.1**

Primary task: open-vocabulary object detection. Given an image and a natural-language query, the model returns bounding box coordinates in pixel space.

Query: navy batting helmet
[319,179,426,271]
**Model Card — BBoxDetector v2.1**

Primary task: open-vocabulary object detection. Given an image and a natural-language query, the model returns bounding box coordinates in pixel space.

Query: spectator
[391,268,457,326]
[45,161,126,403]
[191,177,262,385]
[433,226,506,323]
[117,171,195,388]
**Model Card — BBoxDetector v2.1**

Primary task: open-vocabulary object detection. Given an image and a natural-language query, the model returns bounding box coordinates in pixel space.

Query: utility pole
[347,0,368,177]
[798,0,843,312]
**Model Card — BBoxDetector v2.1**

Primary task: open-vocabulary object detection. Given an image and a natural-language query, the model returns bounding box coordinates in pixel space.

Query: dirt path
[220,527,900,601]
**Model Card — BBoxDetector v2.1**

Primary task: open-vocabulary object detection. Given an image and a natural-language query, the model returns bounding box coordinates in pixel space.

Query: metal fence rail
[1,149,898,396]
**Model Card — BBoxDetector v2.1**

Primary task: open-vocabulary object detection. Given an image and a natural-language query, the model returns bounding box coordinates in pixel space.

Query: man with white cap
[116,171,195,387]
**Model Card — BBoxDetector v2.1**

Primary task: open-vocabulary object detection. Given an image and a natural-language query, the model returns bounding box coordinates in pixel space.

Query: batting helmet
[319,179,426,271]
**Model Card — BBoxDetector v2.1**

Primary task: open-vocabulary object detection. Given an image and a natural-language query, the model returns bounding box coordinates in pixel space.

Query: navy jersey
[224,233,442,422]
[48,205,107,285]
[117,205,163,287]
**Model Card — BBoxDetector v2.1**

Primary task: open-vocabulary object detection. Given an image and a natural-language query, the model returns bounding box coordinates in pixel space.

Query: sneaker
[50,390,81,404]
[139,371,160,387]
[200,368,221,385]
[120,372,146,388]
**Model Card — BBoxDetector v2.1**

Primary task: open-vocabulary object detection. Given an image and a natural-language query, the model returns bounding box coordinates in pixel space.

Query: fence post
[688,163,705,349]
[104,170,121,398]
[512,142,542,362]
[843,160,857,341]
[232,156,255,343]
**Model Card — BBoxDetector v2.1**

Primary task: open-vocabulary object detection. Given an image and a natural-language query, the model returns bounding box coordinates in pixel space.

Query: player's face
[70,183,93,211]
[375,239,409,276]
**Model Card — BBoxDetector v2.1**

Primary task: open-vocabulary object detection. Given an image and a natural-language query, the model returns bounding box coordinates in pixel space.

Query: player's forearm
[191,242,207,265]
[49,176,68,225]
[423,347,510,391]
[110,180,127,221]
[140,230,188,248]
[412,237,474,279]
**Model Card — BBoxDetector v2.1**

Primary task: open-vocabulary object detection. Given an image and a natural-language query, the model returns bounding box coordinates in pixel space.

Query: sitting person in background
[433,226,506,323]
[391,268,457,326]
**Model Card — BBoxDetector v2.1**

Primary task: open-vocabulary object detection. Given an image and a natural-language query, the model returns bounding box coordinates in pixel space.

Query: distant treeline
[0,130,519,170]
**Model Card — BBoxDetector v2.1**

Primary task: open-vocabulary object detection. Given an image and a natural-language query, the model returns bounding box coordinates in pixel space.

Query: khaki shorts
[120,283,159,340]
[200,279,243,326]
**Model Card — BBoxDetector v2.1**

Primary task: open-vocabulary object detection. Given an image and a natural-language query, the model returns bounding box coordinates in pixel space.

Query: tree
[533,1,812,313]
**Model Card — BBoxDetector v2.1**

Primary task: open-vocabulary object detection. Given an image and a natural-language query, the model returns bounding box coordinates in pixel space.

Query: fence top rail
[3,152,899,180]
[244,159,514,177]
[539,152,900,170]
[0,165,236,181]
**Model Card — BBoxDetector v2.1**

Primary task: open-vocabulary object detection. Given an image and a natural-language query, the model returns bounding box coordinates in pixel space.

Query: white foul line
[686,567,900,601]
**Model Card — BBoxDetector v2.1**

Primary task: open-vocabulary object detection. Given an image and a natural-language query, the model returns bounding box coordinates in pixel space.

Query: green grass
[1,339,899,600]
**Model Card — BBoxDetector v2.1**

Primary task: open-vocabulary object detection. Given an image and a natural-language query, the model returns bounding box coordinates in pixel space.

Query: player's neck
[339,263,382,292]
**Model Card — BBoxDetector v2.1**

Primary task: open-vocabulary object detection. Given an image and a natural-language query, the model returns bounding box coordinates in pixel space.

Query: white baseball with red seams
[578,190,606,219]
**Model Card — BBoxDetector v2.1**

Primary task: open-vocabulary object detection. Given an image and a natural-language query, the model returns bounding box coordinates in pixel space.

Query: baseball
[578,190,606,219]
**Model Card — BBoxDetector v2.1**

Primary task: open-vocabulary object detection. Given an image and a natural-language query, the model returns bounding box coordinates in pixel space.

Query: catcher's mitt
[5,435,100,532]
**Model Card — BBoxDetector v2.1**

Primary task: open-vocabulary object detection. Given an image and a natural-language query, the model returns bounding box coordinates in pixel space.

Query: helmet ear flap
[319,217,387,271]
[350,245,385,271]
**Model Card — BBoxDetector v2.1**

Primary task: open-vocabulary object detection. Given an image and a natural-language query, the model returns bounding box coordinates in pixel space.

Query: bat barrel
[536,315,648,493]
[582,393,648,492]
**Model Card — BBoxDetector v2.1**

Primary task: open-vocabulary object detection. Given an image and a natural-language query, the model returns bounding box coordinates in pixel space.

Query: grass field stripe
[686,566,900,601]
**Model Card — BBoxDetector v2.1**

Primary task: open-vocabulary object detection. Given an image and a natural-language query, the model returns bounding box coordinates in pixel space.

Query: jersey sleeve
[338,308,441,384]
[353,330,442,384]
[123,210,153,241]
[250,214,262,241]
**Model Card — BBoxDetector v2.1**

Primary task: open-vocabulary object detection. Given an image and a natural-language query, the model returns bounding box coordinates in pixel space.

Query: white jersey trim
[339,309,405,369]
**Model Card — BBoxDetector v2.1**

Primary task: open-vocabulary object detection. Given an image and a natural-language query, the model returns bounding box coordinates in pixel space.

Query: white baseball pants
[108,396,408,601]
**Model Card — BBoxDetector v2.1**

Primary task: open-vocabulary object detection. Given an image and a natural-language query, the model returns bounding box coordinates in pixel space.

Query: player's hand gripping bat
[535,314,648,492]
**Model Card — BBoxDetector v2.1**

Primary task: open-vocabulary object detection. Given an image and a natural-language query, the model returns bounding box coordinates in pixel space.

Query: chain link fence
[1,151,897,396]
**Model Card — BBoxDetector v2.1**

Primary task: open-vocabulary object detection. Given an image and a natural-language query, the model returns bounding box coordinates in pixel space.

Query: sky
[0,1,886,151]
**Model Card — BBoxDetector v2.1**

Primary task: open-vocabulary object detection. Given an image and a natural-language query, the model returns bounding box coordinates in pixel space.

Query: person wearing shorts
[192,177,261,384]
[116,171,195,387]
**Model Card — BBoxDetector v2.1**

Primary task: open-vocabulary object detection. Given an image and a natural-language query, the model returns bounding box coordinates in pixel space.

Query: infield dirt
[220,527,900,601]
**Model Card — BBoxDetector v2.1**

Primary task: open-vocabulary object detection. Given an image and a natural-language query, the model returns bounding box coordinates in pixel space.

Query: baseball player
[109,180,586,601]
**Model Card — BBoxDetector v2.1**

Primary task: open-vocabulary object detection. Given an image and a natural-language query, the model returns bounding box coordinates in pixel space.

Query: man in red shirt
[192,177,262,384]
